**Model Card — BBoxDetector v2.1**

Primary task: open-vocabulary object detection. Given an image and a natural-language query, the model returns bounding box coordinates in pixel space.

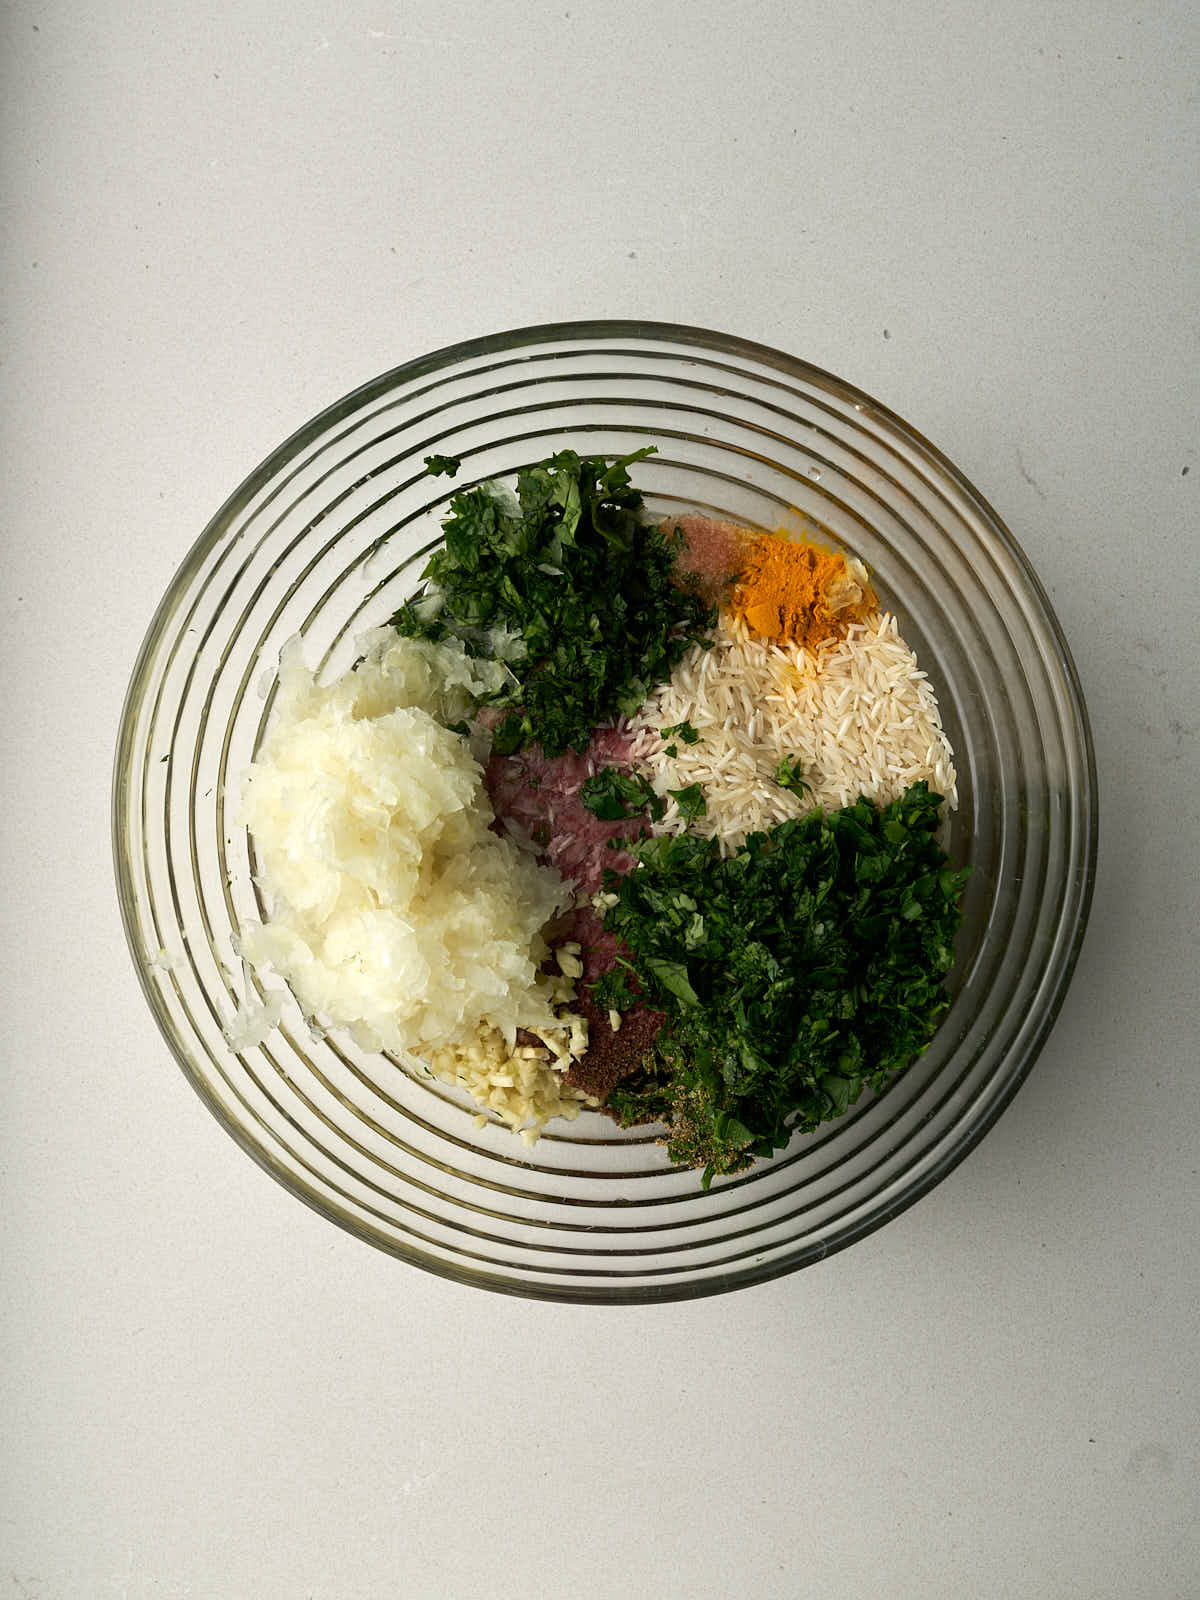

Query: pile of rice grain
[630,610,957,850]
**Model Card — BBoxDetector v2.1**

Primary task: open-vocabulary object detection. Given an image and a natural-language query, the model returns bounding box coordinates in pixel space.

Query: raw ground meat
[484,724,644,894]
[482,517,744,1100]
[563,990,666,1099]
[659,514,750,603]
[549,903,666,1098]
[485,731,663,1096]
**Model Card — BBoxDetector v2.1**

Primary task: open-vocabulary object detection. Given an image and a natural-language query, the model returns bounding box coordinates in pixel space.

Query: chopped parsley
[603,783,967,1186]
[579,768,665,822]
[667,782,707,824]
[391,448,716,757]
[662,720,702,758]
[592,963,641,1014]
[581,771,708,827]
[423,453,461,477]
[774,755,811,795]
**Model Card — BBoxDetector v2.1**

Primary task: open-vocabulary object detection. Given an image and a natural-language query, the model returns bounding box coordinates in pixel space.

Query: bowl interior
[113,322,1096,1301]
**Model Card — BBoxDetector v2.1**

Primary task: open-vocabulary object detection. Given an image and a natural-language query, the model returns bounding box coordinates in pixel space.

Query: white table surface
[3,3,1198,1596]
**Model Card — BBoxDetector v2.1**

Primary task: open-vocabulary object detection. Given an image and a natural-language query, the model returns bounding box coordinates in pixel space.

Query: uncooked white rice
[630,611,957,851]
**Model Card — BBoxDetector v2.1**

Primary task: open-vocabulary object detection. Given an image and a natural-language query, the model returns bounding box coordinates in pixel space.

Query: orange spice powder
[729,533,873,648]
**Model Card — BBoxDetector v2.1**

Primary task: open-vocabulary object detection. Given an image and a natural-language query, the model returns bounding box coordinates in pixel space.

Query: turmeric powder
[730,532,873,648]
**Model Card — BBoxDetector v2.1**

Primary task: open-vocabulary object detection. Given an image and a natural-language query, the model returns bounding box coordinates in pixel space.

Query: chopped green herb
[391,449,716,757]
[579,767,665,823]
[643,955,700,1009]
[592,965,640,1013]
[774,755,811,795]
[602,783,967,1183]
[423,454,461,477]
[661,720,701,745]
[667,782,708,824]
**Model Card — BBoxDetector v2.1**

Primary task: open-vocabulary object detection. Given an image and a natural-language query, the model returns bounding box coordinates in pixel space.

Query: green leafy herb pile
[604,782,968,1187]
[579,766,708,826]
[392,448,715,757]
[579,768,665,822]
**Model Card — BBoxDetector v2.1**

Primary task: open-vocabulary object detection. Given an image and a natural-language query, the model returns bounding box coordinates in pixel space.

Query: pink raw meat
[485,728,666,1096]
[660,513,750,602]
[485,724,645,895]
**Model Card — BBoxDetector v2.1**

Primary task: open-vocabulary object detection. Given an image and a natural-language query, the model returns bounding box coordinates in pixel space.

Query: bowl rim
[112,319,1099,1301]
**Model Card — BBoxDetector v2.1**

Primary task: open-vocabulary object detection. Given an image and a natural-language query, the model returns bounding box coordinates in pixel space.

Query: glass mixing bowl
[113,322,1096,1302]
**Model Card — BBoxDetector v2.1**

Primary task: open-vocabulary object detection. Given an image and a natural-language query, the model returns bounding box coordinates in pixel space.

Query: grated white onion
[230,630,589,1135]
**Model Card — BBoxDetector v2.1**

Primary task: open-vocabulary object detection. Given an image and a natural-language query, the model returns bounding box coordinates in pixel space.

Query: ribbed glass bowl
[113,322,1096,1302]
